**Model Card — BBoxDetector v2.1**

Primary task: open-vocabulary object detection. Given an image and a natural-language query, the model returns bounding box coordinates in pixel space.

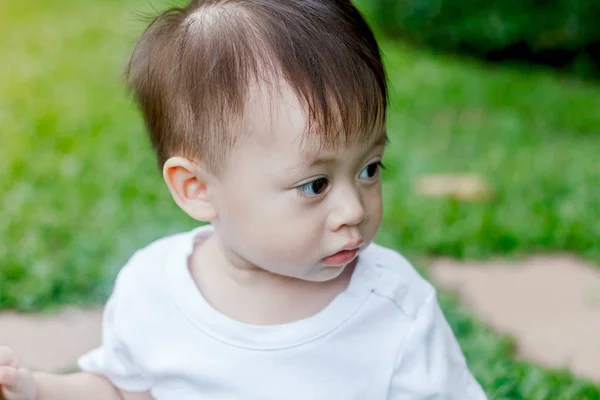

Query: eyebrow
[287,131,388,173]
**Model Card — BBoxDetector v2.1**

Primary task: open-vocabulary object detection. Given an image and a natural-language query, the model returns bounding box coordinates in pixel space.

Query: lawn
[1,0,600,398]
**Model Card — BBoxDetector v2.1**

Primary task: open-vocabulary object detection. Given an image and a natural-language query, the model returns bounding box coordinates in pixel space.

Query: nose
[328,187,366,231]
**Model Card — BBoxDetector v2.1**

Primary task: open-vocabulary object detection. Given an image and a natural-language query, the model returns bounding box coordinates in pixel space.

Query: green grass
[376,43,600,262]
[1,0,600,398]
[439,290,600,399]
[0,0,188,310]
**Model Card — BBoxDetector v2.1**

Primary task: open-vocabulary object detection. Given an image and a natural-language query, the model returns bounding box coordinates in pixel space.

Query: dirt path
[0,307,102,372]
[430,254,600,383]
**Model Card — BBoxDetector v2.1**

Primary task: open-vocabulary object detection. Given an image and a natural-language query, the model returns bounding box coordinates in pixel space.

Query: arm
[34,371,142,400]
[0,347,152,400]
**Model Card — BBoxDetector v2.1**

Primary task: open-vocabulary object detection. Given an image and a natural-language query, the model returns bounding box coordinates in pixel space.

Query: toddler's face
[210,84,386,282]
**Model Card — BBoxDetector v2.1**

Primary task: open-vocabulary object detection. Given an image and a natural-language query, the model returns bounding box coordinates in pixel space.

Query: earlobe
[163,157,218,222]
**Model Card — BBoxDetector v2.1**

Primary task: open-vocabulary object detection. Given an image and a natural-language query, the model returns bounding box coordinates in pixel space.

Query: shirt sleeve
[388,292,487,399]
[77,267,152,392]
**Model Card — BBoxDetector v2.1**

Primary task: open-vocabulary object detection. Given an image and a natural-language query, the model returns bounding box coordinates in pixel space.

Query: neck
[188,233,354,325]
[198,233,300,287]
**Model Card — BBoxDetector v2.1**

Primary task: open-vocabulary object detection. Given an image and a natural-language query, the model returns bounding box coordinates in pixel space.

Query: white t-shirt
[78,225,487,399]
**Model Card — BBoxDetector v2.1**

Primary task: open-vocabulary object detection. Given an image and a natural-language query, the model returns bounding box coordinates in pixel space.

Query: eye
[359,161,384,180]
[297,177,329,197]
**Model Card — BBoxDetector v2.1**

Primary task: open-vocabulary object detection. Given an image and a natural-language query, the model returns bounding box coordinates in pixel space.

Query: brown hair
[126,0,387,173]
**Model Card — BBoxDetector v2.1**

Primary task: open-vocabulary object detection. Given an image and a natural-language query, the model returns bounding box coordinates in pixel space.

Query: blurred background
[1,0,599,398]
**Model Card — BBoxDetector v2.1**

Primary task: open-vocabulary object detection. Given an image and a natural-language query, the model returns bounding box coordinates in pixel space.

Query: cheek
[250,201,324,254]
[241,220,324,273]
[218,188,323,261]
[365,189,383,233]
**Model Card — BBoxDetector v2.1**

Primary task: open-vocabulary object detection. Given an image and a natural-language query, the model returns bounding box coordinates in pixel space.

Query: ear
[163,157,218,222]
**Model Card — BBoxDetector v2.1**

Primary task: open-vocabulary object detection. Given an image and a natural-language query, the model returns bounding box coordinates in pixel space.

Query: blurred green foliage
[2,0,599,312]
[368,0,600,76]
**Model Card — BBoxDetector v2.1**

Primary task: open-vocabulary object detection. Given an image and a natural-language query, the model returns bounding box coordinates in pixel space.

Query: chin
[310,264,347,282]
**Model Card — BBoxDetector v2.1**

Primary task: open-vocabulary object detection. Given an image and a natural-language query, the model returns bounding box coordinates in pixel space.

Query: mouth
[322,248,360,266]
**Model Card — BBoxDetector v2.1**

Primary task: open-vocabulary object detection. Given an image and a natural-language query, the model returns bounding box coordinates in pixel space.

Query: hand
[0,347,37,400]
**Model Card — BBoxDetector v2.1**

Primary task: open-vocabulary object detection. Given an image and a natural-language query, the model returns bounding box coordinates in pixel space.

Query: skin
[0,82,386,399]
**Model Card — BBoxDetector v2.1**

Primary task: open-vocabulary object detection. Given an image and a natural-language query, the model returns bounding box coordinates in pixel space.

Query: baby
[0,0,487,398]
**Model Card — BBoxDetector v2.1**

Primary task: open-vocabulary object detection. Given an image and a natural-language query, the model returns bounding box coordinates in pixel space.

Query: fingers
[0,365,18,386]
[0,347,21,389]
[0,348,35,400]
[0,347,19,368]
[0,365,37,400]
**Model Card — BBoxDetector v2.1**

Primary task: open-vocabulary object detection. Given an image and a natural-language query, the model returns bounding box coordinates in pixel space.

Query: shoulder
[99,228,203,336]
[113,230,191,288]
[363,242,435,319]
[363,246,486,398]
[108,227,202,310]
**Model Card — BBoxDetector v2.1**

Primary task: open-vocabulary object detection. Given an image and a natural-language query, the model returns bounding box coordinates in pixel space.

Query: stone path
[0,307,103,372]
[430,254,600,383]
[1,254,599,384]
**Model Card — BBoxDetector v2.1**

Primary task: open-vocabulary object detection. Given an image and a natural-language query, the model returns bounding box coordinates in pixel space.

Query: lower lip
[322,249,359,266]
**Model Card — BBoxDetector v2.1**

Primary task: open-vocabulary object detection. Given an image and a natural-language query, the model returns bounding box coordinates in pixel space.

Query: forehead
[241,80,386,155]
[295,129,387,173]
[240,81,308,150]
